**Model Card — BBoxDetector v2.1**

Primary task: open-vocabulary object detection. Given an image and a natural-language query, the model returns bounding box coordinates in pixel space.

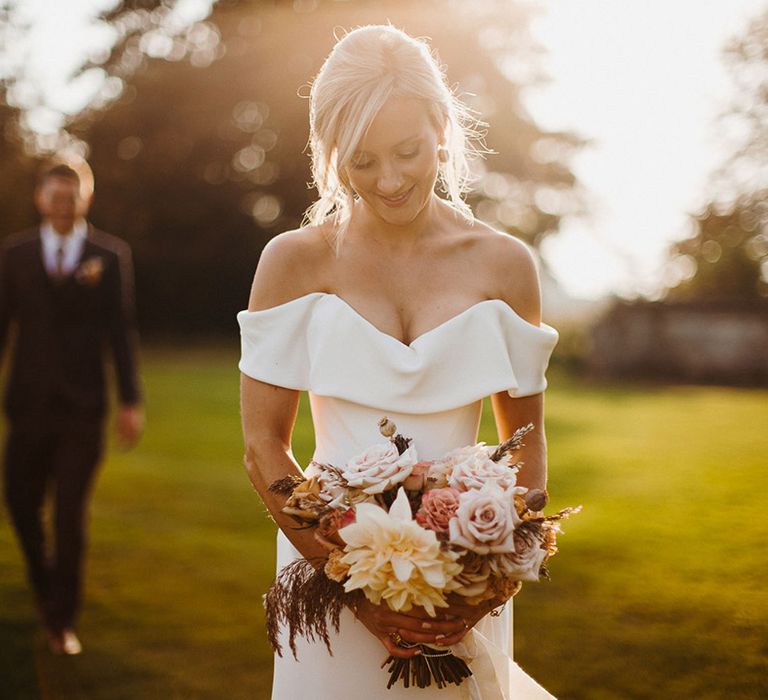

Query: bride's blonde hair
[305,25,478,249]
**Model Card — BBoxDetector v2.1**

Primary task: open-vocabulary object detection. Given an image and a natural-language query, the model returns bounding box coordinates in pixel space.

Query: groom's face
[35,176,89,235]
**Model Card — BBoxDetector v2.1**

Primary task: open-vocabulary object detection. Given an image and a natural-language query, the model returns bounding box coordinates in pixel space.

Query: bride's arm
[240,374,330,562]
[491,392,547,491]
[490,231,549,491]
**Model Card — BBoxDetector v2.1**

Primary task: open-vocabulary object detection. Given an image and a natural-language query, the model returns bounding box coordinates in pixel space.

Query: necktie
[54,245,65,281]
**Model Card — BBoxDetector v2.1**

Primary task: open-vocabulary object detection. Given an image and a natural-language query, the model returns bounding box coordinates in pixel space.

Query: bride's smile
[345,96,442,229]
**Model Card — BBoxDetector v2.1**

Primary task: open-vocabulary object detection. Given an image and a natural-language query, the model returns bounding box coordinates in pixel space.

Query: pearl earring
[437,145,449,163]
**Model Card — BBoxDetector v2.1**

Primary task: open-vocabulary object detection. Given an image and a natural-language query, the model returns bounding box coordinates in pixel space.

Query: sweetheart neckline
[247,291,547,350]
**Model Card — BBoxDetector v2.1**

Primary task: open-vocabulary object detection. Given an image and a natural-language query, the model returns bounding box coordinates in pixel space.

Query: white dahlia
[339,488,462,616]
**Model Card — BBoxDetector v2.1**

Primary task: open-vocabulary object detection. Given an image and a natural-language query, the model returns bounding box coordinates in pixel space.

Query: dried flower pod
[378,416,397,437]
[525,488,548,512]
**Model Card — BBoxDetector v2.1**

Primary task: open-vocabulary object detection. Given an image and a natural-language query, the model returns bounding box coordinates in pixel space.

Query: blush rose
[448,483,522,554]
[340,443,417,495]
[415,487,460,534]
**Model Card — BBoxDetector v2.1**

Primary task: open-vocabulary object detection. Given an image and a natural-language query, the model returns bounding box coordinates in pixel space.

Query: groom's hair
[38,163,81,188]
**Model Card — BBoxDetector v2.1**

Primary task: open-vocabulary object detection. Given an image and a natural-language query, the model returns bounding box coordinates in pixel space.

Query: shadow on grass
[35,646,166,700]
[0,615,41,700]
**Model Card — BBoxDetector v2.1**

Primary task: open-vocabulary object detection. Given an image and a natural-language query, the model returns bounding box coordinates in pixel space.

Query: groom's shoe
[47,628,83,655]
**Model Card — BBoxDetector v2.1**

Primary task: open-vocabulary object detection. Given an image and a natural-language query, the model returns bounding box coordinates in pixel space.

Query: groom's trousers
[3,413,103,630]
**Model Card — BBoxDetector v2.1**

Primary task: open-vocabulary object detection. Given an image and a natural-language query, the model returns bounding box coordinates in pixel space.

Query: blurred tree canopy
[666,196,767,301]
[0,4,37,230]
[1,0,582,335]
[666,8,768,301]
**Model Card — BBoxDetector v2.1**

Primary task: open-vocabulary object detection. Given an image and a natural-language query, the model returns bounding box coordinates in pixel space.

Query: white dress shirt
[40,219,88,278]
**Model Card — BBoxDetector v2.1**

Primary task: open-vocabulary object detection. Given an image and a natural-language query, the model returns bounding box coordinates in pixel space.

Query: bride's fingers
[397,627,454,645]
[381,633,422,659]
[376,610,463,635]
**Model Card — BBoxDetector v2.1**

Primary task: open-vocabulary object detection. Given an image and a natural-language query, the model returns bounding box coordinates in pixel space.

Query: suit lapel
[32,227,57,289]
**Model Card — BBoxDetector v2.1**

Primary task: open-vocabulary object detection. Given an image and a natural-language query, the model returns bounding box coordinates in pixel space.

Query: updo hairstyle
[305,25,479,247]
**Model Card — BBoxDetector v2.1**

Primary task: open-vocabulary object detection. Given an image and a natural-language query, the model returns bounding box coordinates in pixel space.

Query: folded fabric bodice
[238,291,558,465]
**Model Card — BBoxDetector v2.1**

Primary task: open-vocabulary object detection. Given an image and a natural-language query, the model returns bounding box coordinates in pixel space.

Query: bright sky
[7,0,764,300]
[527,0,765,299]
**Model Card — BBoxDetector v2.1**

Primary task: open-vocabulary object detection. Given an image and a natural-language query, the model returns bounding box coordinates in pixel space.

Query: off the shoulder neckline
[242,291,550,349]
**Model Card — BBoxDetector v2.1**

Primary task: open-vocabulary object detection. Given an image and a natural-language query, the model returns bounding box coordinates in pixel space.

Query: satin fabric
[238,292,558,699]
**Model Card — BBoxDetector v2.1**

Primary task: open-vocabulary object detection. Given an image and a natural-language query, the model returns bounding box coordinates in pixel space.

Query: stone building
[589,300,768,386]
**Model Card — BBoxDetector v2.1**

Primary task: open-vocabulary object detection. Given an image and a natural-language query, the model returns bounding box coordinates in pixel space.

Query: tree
[666,195,767,301]
[2,0,583,334]
[0,2,44,229]
[665,8,768,301]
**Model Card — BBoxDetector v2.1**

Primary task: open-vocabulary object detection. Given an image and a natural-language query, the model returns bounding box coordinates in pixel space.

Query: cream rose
[403,460,432,491]
[488,529,548,582]
[340,443,417,495]
[443,444,518,492]
[425,459,452,490]
[448,483,522,554]
[452,552,495,604]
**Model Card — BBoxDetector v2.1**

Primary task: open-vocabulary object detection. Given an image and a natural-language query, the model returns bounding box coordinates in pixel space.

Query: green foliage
[666,8,768,302]
[666,196,768,300]
[0,0,581,334]
[1,350,766,698]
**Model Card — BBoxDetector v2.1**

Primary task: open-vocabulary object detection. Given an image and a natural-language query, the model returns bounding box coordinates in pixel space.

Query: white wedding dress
[238,292,559,700]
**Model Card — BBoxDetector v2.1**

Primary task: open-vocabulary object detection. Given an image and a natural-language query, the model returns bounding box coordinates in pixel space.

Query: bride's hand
[351,598,469,659]
[422,594,511,647]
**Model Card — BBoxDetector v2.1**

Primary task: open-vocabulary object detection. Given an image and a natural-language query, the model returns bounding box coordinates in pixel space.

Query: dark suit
[0,224,141,630]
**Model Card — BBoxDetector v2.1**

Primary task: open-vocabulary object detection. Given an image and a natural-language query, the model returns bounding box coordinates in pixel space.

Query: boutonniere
[75,256,105,287]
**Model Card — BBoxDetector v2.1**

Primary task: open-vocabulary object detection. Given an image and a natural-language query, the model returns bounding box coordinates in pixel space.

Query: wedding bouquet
[266,418,579,690]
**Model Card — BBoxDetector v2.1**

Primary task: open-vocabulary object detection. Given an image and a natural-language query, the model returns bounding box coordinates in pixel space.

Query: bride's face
[344,96,442,227]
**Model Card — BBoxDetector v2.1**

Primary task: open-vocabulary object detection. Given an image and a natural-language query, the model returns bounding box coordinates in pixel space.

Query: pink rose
[415,487,460,534]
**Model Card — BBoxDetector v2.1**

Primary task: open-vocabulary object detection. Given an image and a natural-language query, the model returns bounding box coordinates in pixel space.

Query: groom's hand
[116,404,144,449]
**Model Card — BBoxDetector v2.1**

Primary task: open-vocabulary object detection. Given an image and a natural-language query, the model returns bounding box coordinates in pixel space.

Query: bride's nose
[376,161,405,195]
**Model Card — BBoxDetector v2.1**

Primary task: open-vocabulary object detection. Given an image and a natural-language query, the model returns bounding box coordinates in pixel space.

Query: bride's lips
[378,186,414,208]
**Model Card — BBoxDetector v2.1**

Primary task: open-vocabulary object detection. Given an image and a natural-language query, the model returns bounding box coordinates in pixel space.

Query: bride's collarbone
[331,289,491,346]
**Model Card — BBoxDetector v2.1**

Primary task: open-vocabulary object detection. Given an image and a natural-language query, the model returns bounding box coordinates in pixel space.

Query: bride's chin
[372,197,432,226]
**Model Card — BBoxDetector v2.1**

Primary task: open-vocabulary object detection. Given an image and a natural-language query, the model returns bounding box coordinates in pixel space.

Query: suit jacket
[0,225,141,421]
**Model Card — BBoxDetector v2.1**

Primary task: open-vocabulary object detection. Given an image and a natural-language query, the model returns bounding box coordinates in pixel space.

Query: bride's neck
[348,196,442,252]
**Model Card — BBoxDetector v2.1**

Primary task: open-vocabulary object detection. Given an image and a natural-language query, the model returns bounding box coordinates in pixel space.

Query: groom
[0,162,144,655]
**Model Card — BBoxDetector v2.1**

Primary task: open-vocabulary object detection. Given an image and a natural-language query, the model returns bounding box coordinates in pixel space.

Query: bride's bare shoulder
[460,218,542,325]
[247,224,334,311]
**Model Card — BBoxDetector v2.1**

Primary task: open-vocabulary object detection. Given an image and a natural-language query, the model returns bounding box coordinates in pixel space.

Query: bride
[239,25,558,699]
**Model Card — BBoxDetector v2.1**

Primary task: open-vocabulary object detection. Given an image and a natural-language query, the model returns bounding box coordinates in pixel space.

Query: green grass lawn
[1,347,766,699]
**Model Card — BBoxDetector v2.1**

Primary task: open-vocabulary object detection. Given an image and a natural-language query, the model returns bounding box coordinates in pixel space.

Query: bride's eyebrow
[392,135,422,149]
[354,135,423,157]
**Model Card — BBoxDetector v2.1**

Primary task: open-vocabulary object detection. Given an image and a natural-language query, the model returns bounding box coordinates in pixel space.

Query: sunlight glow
[526,0,766,299]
